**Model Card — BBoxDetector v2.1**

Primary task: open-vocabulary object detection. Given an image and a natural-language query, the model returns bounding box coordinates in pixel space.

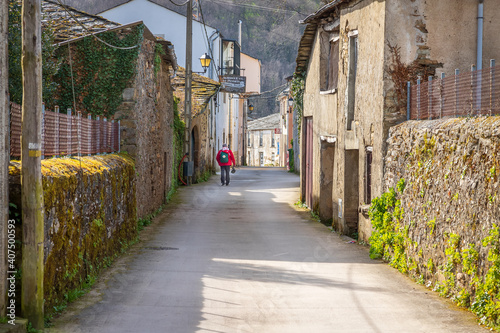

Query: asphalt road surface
[49,167,488,333]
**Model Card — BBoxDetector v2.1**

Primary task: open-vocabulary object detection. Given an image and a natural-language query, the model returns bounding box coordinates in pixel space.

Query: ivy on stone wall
[52,24,144,116]
[291,71,305,135]
[172,96,186,185]
[8,0,61,105]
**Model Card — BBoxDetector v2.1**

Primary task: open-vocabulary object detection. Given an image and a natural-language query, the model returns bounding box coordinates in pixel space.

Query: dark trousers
[220,165,230,185]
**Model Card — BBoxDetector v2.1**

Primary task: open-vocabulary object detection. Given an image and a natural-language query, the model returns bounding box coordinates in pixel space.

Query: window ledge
[359,204,371,215]
[320,89,337,95]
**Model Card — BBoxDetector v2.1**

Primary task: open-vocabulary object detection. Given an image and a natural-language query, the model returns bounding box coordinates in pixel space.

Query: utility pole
[21,0,44,328]
[184,0,193,185]
[0,0,9,317]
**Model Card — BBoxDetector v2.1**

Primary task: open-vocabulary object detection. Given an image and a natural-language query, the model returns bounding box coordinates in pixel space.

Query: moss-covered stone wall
[381,117,500,329]
[9,154,136,310]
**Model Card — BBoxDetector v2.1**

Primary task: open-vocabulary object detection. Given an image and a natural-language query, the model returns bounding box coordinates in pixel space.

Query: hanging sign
[219,75,246,93]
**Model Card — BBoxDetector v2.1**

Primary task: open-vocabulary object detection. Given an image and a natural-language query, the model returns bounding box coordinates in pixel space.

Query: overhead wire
[202,0,307,15]
[198,0,221,78]
[167,0,191,6]
[54,0,141,50]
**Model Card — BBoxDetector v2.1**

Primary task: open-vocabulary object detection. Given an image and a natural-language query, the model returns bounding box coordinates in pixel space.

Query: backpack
[220,151,229,163]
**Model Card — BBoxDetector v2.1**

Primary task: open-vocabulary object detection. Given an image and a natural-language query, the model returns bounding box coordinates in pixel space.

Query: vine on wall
[53,25,144,116]
[386,42,435,113]
[291,71,305,135]
[369,178,500,331]
[8,0,61,105]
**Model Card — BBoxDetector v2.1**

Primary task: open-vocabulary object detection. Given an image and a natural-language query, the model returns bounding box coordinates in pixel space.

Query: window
[259,131,263,147]
[365,147,373,204]
[327,38,339,91]
[320,30,339,93]
[248,134,251,147]
[271,132,275,147]
[347,32,358,130]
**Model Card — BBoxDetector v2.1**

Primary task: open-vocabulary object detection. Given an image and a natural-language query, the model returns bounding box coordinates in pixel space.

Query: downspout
[476,0,484,111]
[477,0,484,71]
[238,20,242,52]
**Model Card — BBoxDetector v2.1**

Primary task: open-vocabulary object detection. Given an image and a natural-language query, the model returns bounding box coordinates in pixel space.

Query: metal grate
[9,103,120,158]
[409,62,500,120]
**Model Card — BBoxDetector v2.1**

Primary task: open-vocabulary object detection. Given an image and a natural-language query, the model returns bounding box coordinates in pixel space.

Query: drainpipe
[477,0,484,71]
[238,20,242,52]
[476,0,484,111]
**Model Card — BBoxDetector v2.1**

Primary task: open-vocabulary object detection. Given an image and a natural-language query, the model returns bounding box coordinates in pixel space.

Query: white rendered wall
[99,0,219,73]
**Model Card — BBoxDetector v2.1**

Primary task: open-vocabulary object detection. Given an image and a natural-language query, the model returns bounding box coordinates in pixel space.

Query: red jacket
[216,148,235,166]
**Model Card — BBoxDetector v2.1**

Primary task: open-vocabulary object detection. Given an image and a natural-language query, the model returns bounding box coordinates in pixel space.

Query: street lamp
[287,97,293,112]
[248,104,254,113]
[197,53,212,73]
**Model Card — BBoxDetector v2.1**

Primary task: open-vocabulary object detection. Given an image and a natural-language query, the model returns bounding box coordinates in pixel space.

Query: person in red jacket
[216,143,236,186]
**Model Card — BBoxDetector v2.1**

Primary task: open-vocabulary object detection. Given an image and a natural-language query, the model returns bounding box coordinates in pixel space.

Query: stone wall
[115,38,175,218]
[8,154,136,310]
[382,117,500,326]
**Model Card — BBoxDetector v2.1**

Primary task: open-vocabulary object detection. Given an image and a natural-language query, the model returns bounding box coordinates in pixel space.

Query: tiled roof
[42,0,120,43]
[247,113,280,131]
[295,0,345,74]
[172,67,220,119]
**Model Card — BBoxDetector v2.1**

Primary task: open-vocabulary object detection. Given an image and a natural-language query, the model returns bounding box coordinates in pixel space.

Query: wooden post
[455,69,459,117]
[417,76,421,120]
[406,82,411,120]
[55,106,59,157]
[77,111,81,157]
[440,73,445,119]
[490,59,495,116]
[0,0,10,317]
[88,114,92,156]
[428,76,433,120]
[184,0,193,185]
[21,0,44,328]
[96,116,100,154]
[471,65,476,115]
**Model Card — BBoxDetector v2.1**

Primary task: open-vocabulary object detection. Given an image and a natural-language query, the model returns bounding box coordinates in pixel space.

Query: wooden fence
[408,60,500,120]
[10,103,120,158]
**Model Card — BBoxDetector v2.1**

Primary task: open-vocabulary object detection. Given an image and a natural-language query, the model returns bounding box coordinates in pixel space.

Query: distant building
[247,113,280,167]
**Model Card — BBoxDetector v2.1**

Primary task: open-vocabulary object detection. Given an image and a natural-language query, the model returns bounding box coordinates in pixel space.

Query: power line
[203,0,307,15]
[198,0,220,77]
[167,0,191,6]
[55,0,141,50]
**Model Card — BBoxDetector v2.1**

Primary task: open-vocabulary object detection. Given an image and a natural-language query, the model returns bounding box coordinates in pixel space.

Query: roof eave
[300,0,346,24]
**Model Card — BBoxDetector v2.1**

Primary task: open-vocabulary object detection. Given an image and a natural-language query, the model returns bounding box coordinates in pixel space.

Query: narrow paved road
[50,168,486,333]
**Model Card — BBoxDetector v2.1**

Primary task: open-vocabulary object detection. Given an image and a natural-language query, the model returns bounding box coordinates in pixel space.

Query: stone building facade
[114,25,177,219]
[247,113,280,167]
[296,0,500,242]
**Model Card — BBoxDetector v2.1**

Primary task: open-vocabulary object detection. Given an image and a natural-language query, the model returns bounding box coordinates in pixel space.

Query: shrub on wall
[375,117,500,330]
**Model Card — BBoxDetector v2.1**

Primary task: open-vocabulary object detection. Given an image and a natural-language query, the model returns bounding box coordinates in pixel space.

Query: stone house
[45,1,178,219]
[277,80,294,169]
[247,113,280,167]
[171,67,220,180]
[296,0,500,241]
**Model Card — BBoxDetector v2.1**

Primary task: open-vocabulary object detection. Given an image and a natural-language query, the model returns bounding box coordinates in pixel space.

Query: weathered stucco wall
[382,117,500,327]
[302,24,338,215]
[9,154,136,310]
[386,0,500,76]
[335,0,386,239]
[115,38,175,218]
